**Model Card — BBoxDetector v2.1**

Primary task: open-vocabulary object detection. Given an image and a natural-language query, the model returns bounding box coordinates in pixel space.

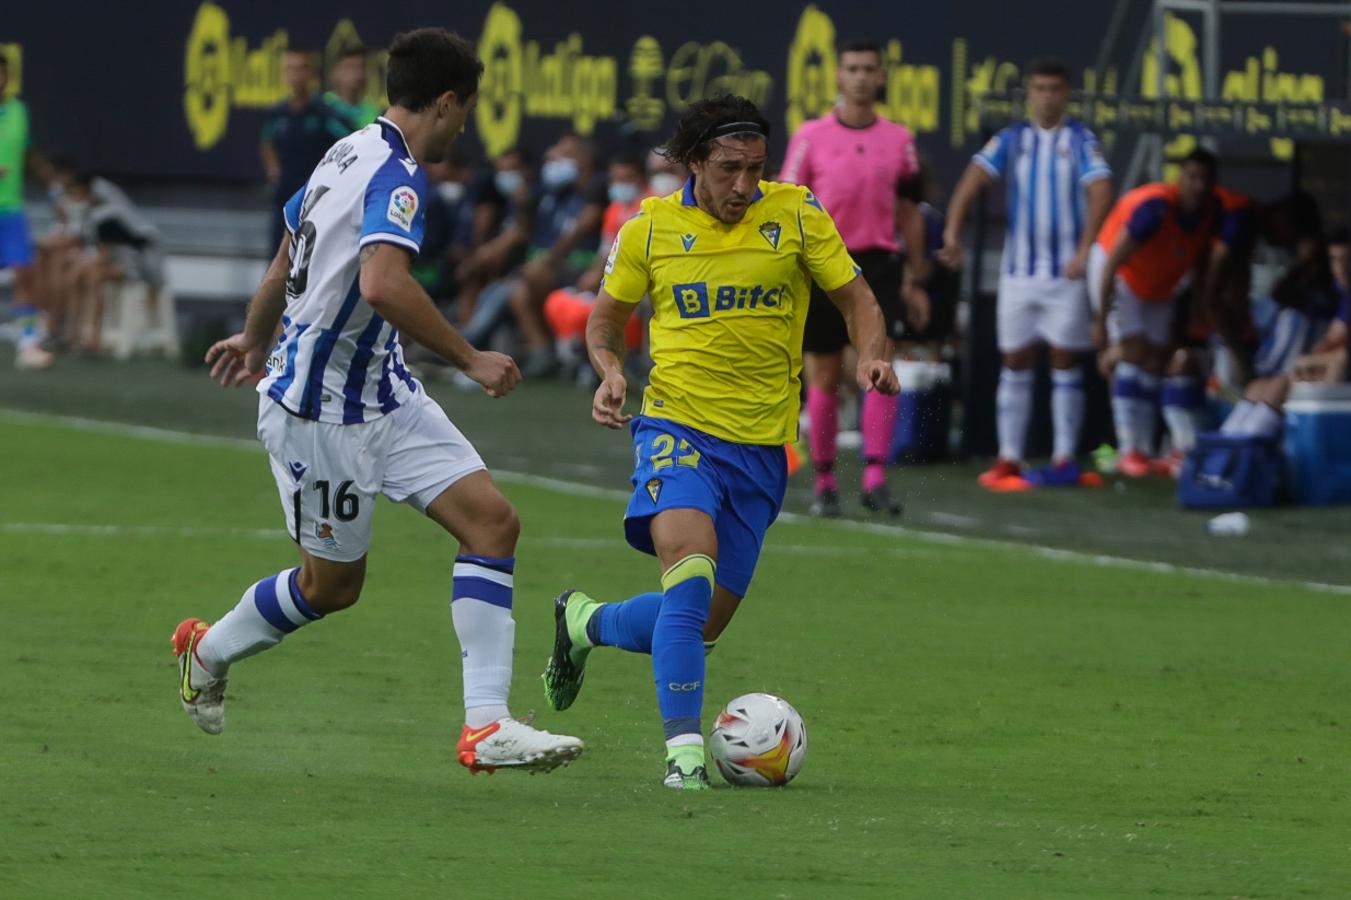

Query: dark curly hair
[660,95,770,167]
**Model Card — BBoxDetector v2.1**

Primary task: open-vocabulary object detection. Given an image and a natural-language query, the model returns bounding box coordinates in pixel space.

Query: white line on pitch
[6,408,1349,596]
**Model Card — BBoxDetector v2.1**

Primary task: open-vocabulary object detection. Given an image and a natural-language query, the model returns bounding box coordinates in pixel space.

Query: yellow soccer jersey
[602,179,859,445]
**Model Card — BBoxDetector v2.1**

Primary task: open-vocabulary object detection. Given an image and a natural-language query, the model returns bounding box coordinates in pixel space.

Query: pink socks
[807,385,838,493]
[861,390,897,492]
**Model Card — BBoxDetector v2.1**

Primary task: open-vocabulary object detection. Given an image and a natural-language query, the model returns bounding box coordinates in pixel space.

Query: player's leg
[1105,281,1164,476]
[1221,375,1288,438]
[804,350,842,516]
[425,471,520,727]
[513,257,562,378]
[803,284,850,517]
[544,419,723,714]
[859,253,902,515]
[1160,347,1208,474]
[174,404,376,735]
[384,393,581,771]
[650,436,785,789]
[177,553,363,730]
[984,277,1037,486]
[3,213,52,369]
[649,507,719,790]
[563,579,734,659]
[1025,277,1093,486]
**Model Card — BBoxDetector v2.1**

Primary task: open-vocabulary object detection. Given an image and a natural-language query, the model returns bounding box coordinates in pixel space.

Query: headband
[704,120,767,142]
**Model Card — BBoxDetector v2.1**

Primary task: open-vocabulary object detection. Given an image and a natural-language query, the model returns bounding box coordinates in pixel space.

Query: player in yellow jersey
[541,95,898,789]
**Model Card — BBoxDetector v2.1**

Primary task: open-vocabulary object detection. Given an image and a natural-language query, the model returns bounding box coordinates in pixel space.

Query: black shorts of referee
[803,250,902,354]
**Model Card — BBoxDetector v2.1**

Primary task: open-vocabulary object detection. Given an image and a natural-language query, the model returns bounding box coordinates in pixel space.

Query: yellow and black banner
[2,1,1344,183]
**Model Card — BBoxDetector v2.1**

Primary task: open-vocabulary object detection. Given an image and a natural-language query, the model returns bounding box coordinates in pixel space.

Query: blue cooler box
[1284,382,1351,506]
[887,360,952,464]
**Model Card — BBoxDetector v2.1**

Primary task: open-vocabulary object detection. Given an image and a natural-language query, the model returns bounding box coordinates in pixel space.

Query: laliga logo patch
[759,221,782,250]
[387,186,419,231]
[646,477,662,503]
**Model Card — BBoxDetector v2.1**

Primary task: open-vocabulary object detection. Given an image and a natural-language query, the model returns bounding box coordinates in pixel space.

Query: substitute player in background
[174,29,583,774]
[1152,183,1258,476]
[780,38,920,517]
[942,58,1112,489]
[0,55,51,369]
[541,96,898,789]
[1091,148,1219,476]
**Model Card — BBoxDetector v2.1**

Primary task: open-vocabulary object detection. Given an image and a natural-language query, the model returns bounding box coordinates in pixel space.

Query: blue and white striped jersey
[974,119,1110,280]
[258,117,427,424]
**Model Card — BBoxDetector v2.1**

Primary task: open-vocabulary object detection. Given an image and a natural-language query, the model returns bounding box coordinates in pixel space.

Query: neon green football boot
[663,744,711,791]
[542,589,602,711]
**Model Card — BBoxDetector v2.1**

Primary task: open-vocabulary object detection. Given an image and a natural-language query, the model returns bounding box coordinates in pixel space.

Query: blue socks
[588,592,662,653]
[651,554,714,741]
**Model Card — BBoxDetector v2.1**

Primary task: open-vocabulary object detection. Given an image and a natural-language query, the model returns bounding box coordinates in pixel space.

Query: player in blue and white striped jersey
[171,29,583,775]
[941,58,1113,489]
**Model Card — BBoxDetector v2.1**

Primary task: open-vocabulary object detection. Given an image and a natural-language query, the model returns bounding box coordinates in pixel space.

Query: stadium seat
[101,280,180,361]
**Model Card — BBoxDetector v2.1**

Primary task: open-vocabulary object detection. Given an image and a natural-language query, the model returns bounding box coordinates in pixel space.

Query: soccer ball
[708,693,808,787]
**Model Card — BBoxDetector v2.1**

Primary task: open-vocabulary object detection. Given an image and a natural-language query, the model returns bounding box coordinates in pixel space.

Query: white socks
[197,568,322,677]
[1221,400,1284,439]
[452,556,517,726]
[1162,375,1206,454]
[997,367,1033,462]
[1112,361,1159,455]
[1051,368,1085,462]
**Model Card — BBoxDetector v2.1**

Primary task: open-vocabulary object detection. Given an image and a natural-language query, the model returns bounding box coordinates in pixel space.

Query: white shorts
[1087,243,1175,347]
[996,274,1092,352]
[257,390,486,562]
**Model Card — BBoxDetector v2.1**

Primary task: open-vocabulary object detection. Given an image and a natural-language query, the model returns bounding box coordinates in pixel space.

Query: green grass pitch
[3,413,1350,897]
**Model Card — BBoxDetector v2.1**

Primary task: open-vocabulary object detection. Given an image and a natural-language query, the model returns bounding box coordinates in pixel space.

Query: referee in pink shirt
[781,39,921,518]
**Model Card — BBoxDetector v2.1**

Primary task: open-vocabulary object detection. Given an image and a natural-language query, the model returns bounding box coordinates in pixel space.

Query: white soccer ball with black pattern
[708,692,808,786]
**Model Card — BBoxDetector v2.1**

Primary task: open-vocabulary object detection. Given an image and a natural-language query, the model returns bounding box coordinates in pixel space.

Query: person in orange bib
[1089,148,1218,477]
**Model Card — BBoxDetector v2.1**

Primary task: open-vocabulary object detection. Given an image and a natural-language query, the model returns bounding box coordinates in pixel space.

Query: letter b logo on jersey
[672,282,710,319]
[672,281,784,319]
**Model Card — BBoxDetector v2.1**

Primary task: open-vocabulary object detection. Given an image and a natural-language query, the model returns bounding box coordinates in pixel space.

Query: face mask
[608,182,640,205]
[437,181,465,205]
[494,170,523,197]
[541,157,579,189]
[649,172,683,197]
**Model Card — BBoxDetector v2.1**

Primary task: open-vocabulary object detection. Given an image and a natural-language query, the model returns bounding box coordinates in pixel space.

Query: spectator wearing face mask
[507,133,608,377]
[645,146,686,199]
[542,150,652,376]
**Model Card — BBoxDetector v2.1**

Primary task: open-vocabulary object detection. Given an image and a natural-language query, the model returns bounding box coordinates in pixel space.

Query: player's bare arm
[584,290,635,429]
[359,242,520,398]
[1093,231,1138,348]
[827,277,900,395]
[206,233,291,387]
[1068,178,1113,279]
[938,162,994,269]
